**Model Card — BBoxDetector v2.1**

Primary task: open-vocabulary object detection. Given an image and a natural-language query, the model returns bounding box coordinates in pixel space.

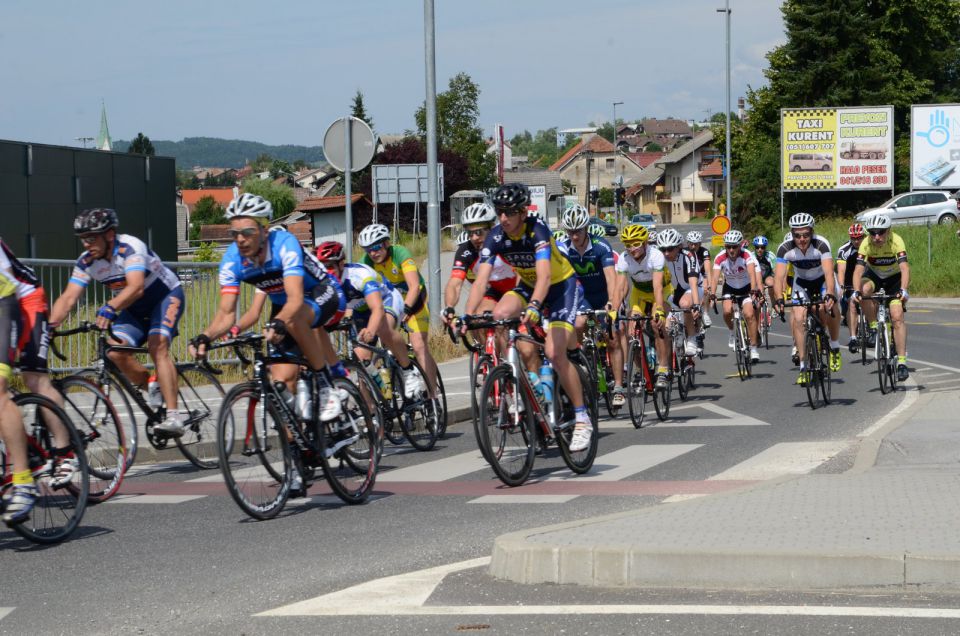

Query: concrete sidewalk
[490,384,960,590]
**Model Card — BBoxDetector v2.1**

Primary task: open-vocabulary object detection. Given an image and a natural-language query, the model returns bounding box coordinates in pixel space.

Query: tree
[645,142,663,152]
[598,187,614,208]
[193,241,220,262]
[128,132,155,156]
[241,177,296,219]
[269,159,294,181]
[510,128,578,168]
[351,89,375,131]
[251,153,273,172]
[189,196,227,241]
[414,72,497,190]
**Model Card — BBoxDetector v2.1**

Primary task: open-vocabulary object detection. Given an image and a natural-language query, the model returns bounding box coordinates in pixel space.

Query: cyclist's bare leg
[147,334,178,411]
[609,322,624,386]
[0,383,28,474]
[722,298,735,331]
[494,293,538,375]
[574,313,587,343]
[742,299,759,346]
[108,348,150,390]
[860,280,878,324]
[848,297,859,339]
[408,330,437,398]
[654,319,670,365]
[678,292,697,338]
[545,324,583,409]
[792,305,808,361]
[891,301,907,357]
[376,313,409,364]
[21,371,70,449]
[284,303,327,371]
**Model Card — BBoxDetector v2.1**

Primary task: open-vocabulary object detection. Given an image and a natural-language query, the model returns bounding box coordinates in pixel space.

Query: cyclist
[317,240,425,398]
[441,202,517,330]
[773,213,842,385]
[836,223,865,353]
[49,208,189,436]
[463,183,593,452]
[191,194,347,423]
[359,223,438,400]
[556,204,625,406]
[657,229,703,356]
[852,213,910,381]
[710,230,761,362]
[610,224,672,389]
[752,236,775,294]
[685,231,713,327]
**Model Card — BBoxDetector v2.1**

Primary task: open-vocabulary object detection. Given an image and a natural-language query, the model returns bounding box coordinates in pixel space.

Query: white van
[789,153,832,172]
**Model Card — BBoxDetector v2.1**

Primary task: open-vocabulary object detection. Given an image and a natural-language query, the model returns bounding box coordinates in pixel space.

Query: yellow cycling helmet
[621,224,649,246]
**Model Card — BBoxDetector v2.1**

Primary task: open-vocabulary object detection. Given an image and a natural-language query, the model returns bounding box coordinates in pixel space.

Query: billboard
[911,104,960,189]
[781,106,894,192]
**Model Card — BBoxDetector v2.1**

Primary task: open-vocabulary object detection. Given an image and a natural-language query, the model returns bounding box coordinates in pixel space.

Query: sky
[0,0,786,148]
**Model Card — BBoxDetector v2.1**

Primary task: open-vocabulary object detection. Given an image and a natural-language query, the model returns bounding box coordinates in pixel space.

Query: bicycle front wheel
[343,361,385,464]
[398,360,439,452]
[555,360,598,474]
[478,365,535,487]
[8,394,89,544]
[626,340,647,429]
[471,355,497,461]
[877,325,891,394]
[805,331,824,409]
[433,368,448,439]
[217,382,291,520]
[319,377,378,504]
[174,364,225,469]
[56,376,127,503]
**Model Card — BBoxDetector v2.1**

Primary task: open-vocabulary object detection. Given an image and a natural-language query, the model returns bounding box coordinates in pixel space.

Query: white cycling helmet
[358,223,390,247]
[723,229,744,245]
[226,193,272,223]
[461,202,497,225]
[686,231,703,243]
[789,212,815,229]
[656,228,683,249]
[864,212,892,231]
[456,230,470,244]
[560,204,590,230]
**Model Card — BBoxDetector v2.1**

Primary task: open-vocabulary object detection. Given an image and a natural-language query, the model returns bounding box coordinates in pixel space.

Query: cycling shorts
[721,283,753,307]
[267,278,344,359]
[507,277,582,330]
[352,288,404,330]
[113,286,186,346]
[863,269,901,297]
[628,285,670,316]
[791,276,826,304]
[0,295,16,381]
[16,288,50,373]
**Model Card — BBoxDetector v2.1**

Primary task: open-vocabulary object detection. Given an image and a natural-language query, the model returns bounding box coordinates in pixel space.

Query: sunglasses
[228,227,260,239]
[792,232,812,239]
[497,208,522,218]
[868,229,887,237]
[365,242,386,253]
[465,228,488,237]
[624,242,647,249]
[79,234,102,244]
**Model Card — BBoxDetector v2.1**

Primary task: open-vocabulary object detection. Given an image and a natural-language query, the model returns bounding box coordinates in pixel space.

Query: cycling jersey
[333,262,396,312]
[556,235,615,308]
[0,239,39,299]
[450,241,516,297]
[713,248,757,289]
[361,245,424,294]
[857,232,907,279]
[617,246,673,292]
[754,250,776,280]
[836,240,861,289]
[71,234,181,314]
[775,235,833,282]
[480,217,574,287]
[665,248,700,292]
[219,229,330,304]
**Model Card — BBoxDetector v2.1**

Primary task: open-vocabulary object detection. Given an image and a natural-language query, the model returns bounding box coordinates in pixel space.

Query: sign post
[323,116,377,261]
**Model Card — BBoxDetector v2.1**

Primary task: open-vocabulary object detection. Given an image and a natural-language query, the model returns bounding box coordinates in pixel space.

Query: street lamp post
[613,101,623,224]
[717,0,732,223]
[75,136,94,148]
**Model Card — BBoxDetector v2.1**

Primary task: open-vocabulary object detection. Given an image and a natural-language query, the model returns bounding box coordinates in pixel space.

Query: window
[606,158,614,170]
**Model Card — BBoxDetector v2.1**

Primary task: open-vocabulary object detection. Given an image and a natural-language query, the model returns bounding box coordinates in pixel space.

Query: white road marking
[602,403,770,428]
[104,494,207,504]
[920,378,960,386]
[377,450,488,482]
[702,441,849,482]
[256,557,960,618]
[561,444,702,482]
[467,494,579,504]
[919,371,950,378]
[856,376,919,438]
[187,462,284,483]
[0,608,13,621]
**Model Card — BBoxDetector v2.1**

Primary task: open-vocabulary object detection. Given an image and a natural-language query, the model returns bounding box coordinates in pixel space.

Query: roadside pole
[424,0,441,323]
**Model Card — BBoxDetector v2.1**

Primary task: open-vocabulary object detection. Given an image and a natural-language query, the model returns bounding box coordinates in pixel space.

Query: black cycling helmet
[74,208,119,235]
[491,183,531,211]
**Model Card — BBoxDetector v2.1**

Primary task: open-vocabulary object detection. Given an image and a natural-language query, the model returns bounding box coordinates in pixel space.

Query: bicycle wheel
[6,394,89,544]
[626,340,647,429]
[805,331,823,409]
[319,377,377,504]
[887,327,899,392]
[433,368,448,439]
[56,376,126,503]
[82,371,138,470]
[733,319,747,380]
[382,363,407,445]
[173,364,225,469]
[818,334,832,405]
[653,369,672,420]
[603,360,620,418]
[739,318,753,379]
[398,360,439,452]
[216,382,291,520]
[676,349,689,402]
[555,360,598,474]
[858,313,869,366]
[876,324,891,394]
[471,355,497,461]
[477,364,535,487]
[761,305,770,349]
[343,361,385,464]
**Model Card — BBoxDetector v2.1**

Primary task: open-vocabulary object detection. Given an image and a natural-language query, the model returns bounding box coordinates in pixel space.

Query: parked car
[588,217,618,237]
[628,213,658,232]
[856,191,959,226]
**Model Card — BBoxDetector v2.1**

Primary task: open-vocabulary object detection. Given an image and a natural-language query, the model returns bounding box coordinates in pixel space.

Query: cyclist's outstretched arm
[602,264,617,308]
[530,258,551,306]
[464,262,492,315]
[773,261,788,303]
[48,281,85,327]
[444,276,465,311]
[108,269,146,313]
[273,275,304,325]
[898,260,910,293]
[362,289,386,337]
[235,290,268,332]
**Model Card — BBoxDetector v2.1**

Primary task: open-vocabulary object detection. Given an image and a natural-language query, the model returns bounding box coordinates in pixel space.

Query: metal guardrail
[24,258,257,372]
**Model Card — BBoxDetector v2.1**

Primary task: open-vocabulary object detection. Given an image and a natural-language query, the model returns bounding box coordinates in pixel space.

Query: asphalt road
[2,307,959,635]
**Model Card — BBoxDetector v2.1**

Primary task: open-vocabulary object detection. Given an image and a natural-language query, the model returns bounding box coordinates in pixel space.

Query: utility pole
[613,101,623,224]
[423,0,441,322]
[75,136,94,148]
[717,0,732,223]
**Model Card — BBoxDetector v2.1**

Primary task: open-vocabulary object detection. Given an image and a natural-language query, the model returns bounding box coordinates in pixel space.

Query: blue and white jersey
[775,235,833,282]
[218,229,329,305]
[336,262,396,311]
[69,233,180,310]
[556,235,615,307]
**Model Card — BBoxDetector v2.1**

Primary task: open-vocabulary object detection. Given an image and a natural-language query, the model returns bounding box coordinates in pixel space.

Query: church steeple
[96,100,112,151]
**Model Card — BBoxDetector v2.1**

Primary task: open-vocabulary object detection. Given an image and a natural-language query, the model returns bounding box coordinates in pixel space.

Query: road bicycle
[717,293,754,380]
[448,314,500,462]
[476,318,598,487]
[577,309,621,418]
[859,289,903,394]
[52,322,224,470]
[666,308,698,402]
[0,392,89,544]
[784,296,833,409]
[758,286,774,350]
[209,332,377,520]
[622,313,669,427]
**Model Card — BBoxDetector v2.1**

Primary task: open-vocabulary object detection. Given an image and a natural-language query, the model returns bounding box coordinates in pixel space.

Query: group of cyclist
[1,181,914,526]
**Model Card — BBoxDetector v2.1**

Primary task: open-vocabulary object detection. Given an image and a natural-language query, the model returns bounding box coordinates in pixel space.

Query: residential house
[500,171,564,227]
[624,166,666,217]
[485,137,512,172]
[548,134,644,211]
[652,131,721,223]
[180,188,236,215]
[295,194,374,245]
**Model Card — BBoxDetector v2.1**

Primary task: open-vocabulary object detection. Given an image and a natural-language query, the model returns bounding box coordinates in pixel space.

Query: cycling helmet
[358,223,390,248]
[491,183,530,210]
[560,204,590,230]
[456,230,470,244]
[73,208,118,235]
[723,229,744,245]
[552,230,567,242]
[526,209,541,220]
[656,228,683,249]
[788,212,815,229]
[686,231,703,244]
[848,222,865,238]
[461,202,497,226]
[587,223,606,238]
[648,231,658,244]
[315,241,345,262]
[864,213,892,231]
[752,235,768,248]
[621,224,649,245]
[226,193,272,223]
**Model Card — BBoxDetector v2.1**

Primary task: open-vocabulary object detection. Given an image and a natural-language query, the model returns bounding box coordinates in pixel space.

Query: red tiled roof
[699,159,723,177]
[624,151,665,169]
[547,134,615,171]
[181,189,236,209]
[295,193,370,212]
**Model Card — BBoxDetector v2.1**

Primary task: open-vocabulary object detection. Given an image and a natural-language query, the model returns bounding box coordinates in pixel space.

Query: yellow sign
[711,235,724,246]
[711,215,731,235]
